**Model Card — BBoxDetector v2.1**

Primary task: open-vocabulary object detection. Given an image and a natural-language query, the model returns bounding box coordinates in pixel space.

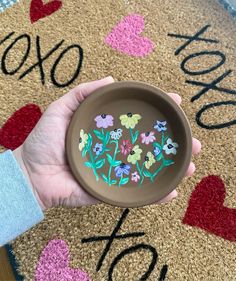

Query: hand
[13,77,201,210]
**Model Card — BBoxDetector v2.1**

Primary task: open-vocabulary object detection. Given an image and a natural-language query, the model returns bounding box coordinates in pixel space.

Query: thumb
[56,76,115,113]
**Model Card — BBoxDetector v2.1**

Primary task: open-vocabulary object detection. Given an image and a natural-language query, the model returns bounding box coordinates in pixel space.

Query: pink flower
[140,131,156,145]
[120,139,132,156]
[131,171,140,183]
[95,114,113,128]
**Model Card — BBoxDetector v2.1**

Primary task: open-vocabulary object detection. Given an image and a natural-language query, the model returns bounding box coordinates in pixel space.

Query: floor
[0,246,16,281]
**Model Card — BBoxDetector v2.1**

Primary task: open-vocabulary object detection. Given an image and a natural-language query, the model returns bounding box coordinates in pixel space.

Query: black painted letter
[1,34,30,75]
[181,51,226,76]
[187,70,236,102]
[168,25,219,56]
[51,44,83,88]
[196,101,236,129]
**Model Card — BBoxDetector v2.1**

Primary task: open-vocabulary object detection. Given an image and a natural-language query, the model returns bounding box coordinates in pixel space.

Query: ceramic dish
[66,81,192,207]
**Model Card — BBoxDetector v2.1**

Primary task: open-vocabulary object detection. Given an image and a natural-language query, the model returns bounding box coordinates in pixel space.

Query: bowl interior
[66,82,192,207]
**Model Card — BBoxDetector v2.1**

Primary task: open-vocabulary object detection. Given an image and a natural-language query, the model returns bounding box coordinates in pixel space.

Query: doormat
[0,0,236,280]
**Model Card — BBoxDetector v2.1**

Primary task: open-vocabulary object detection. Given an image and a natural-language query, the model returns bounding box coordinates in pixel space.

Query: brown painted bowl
[66,81,192,207]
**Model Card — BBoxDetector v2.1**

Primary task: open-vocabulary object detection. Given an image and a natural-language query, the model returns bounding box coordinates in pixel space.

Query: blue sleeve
[0,150,44,245]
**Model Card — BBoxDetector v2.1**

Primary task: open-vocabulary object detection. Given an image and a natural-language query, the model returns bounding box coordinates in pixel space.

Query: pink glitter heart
[35,239,91,281]
[105,14,154,57]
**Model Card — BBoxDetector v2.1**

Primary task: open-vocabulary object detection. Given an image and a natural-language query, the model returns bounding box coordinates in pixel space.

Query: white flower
[163,138,178,155]
[110,128,123,140]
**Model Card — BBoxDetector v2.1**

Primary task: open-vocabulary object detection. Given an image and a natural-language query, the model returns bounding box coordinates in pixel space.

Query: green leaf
[84,162,93,168]
[133,131,139,143]
[106,154,113,165]
[163,159,174,167]
[95,159,105,169]
[143,170,152,178]
[87,133,93,149]
[82,147,88,158]
[119,177,129,185]
[111,179,117,185]
[94,129,104,140]
[155,153,163,162]
[113,160,122,167]
[101,173,109,183]
[153,142,162,149]
[105,148,111,152]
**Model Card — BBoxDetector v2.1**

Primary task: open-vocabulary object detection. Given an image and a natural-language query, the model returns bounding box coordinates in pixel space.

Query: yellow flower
[127,145,142,164]
[79,129,88,151]
[120,113,141,129]
[144,152,156,169]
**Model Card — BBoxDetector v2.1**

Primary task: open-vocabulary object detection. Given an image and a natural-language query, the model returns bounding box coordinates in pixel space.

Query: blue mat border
[219,0,236,18]
[4,244,24,281]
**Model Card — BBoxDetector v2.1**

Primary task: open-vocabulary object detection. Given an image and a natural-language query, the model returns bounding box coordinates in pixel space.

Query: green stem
[118,175,123,187]
[136,162,144,186]
[161,132,169,147]
[151,162,165,182]
[108,140,119,186]
[88,150,99,181]
[95,129,109,160]
[129,128,134,144]
[140,163,145,185]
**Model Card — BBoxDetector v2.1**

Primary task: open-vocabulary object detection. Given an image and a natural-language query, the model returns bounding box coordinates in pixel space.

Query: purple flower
[114,163,131,178]
[154,120,167,132]
[93,143,103,155]
[95,114,113,128]
[154,147,161,156]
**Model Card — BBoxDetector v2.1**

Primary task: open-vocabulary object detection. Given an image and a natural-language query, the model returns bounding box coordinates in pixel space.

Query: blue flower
[114,163,131,178]
[154,120,167,132]
[93,143,103,155]
[154,147,161,156]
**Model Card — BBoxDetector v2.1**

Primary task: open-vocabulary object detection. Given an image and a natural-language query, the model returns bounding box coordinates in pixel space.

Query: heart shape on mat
[105,14,154,57]
[183,175,236,242]
[35,239,91,281]
[30,0,62,23]
[0,104,42,150]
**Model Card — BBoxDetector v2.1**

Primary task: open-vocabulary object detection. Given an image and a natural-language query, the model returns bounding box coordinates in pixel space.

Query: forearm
[0,150,44,246]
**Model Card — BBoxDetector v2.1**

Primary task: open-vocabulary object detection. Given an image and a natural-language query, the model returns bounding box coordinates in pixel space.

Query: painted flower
[163,138,178,155]
[120,139,132,156]
[140,131,156,145]
[95,114,113,128]
[144,152,156,169]
[79,129,88,151]
[127,145,142,164]
[93,143,103,155]
[154,147,161,157]
[131,171,140,183]
[154,120,167,132]
[110,128,123,140]
[120,113,141,129]
[114,163,131,178]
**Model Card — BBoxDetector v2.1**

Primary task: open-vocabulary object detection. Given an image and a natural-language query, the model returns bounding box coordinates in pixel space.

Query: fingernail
[101,76,114,82]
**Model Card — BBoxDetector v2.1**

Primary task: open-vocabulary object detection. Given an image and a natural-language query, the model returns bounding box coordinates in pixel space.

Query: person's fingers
[57,76,114,112]
[186,162,196,176]
[166,93,182,106]
[61,173,100,207]
[192,137,201,155]
[157,190,178,204]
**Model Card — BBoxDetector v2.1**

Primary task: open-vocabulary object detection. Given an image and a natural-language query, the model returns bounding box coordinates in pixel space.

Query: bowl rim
[66,80,192,207]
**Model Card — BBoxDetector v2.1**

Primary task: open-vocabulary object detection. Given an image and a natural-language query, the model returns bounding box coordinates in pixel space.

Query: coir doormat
[0,0,236,280]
